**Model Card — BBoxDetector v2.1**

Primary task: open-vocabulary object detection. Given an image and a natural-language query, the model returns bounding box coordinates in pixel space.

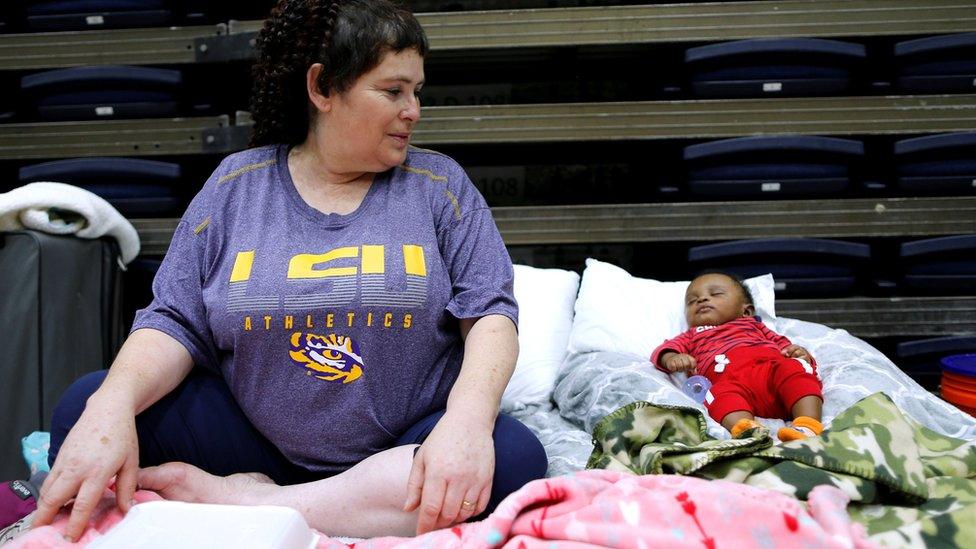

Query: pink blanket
[10,470,876,548]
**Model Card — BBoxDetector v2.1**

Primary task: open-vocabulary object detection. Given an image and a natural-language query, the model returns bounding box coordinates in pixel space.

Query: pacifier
[682,375,712,403]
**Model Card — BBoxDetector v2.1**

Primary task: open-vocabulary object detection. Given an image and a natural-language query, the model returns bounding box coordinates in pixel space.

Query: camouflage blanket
[588,393,976,548]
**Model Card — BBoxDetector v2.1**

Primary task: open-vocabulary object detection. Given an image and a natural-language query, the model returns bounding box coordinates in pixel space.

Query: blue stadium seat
[894,33,976,93]
[894,132,976,193]
[18,157,183,217]
[688,238,870,297]
[21,65,182,121]
[23,1,173,31]
[684,38,866,98]
[683,135,864,197]
[899,234,976,294]
[896,336,976,391]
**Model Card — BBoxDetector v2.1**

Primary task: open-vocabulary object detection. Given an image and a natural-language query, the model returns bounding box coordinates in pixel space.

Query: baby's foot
[730,418,765,439]
[777,416,824,442]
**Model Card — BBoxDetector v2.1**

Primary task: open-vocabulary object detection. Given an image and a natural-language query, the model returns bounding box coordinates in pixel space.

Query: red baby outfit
[652,317,823,423]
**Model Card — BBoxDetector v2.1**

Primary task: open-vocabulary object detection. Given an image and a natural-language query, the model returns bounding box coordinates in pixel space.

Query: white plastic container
[87,501,320,549]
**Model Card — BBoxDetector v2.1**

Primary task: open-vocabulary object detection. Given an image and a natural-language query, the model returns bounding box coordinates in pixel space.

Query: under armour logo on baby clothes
[714,354,730,373]
[794,357,814,374]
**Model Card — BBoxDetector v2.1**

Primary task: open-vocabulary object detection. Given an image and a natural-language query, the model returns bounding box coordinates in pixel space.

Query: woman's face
[320,48,424,172]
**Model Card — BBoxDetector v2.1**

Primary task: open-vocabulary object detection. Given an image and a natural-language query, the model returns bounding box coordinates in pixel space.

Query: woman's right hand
[32,392,140,543]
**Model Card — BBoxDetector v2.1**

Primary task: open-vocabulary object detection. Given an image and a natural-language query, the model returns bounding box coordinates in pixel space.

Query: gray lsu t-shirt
[132,144,518,474]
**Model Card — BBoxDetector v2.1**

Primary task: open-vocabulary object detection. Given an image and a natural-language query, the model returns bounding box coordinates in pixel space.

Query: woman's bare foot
[236,472,274,484]
[136,463,276,505]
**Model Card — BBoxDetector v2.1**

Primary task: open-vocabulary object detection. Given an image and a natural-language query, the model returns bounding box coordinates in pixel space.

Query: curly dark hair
[249,0,429,147]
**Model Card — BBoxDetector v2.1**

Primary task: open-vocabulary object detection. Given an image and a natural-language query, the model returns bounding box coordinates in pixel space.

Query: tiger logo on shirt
[289,332,364,383]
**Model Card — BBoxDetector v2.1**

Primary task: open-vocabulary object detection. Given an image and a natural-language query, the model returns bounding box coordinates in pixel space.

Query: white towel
[0,182,141,264]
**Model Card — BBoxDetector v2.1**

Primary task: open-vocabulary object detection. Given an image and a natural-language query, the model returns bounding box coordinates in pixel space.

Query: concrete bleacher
[1,0,975,355]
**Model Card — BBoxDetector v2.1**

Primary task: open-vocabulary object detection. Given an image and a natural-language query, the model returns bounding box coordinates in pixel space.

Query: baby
[652,271,824,441]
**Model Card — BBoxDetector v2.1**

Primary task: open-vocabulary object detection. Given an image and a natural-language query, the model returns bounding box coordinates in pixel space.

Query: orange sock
[730,418,763,439]
[777,416,824,442]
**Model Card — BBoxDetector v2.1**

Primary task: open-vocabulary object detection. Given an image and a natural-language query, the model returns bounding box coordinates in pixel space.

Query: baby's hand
[663,352,697,373]
[782,344,813,364]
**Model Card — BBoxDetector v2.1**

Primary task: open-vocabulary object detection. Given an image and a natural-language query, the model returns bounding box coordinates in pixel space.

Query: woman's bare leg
[138,444,421,538]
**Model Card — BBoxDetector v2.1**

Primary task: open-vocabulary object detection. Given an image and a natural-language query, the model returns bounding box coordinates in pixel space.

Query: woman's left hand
[403,410,494,535]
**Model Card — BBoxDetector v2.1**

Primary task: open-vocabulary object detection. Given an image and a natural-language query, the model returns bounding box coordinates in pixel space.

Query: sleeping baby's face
[684,273,755,327]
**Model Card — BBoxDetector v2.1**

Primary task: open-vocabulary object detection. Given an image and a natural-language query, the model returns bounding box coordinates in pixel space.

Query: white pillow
[503,264,580,410]
[567,258,776,360]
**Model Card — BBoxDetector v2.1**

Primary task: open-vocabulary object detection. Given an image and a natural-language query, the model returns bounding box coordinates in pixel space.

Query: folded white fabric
[0,182,140,264]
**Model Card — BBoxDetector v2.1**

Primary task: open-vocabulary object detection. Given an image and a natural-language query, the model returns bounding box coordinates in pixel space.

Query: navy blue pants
[49,369,548,515]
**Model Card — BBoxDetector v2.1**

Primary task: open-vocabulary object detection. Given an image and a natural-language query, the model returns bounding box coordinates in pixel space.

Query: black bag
[0,231,123,479]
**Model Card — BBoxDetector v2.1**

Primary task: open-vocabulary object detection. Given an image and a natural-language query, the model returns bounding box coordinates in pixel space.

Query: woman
[33,0,546,541]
